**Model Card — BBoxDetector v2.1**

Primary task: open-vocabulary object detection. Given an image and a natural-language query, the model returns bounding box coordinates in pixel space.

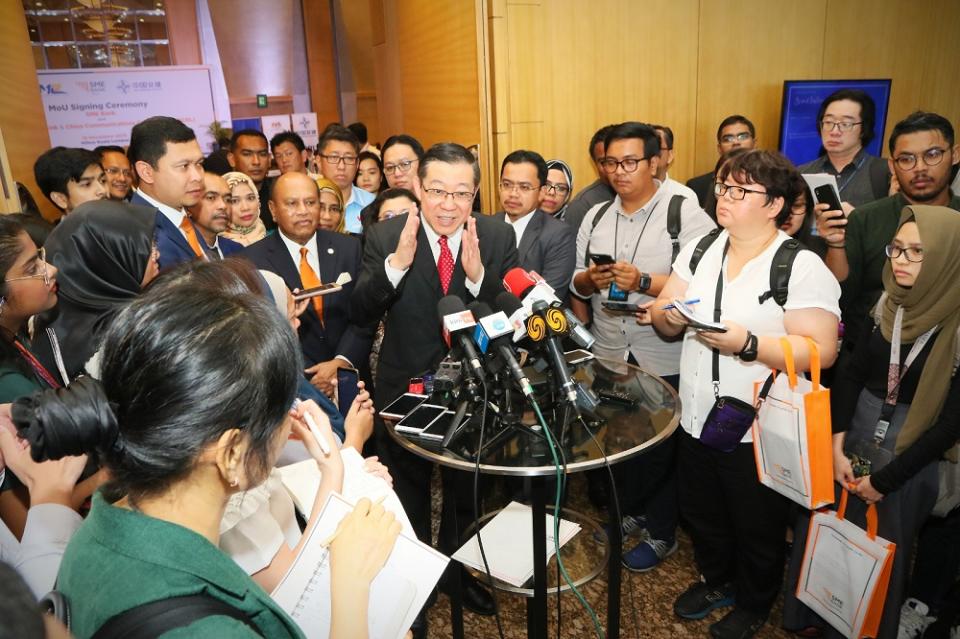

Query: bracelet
[737,331,753,356]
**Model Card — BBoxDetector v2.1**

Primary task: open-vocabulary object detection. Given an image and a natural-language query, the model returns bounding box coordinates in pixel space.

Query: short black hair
[888,111,955,154]
[590,124,615,160]
[93,144,126,159]
[0,562,45,639]
[817,89,876,146]
[128,116,197,169]
[270,131,306,154]
[382,134,425,160]
[500,149,548,185]
[230,128,268,152]
[347,122,368,145]
[365,187,421,231]
[418,142,480,187]
[716,115,756,141]
[33,146,102,202]
[716,149,801,226]
[651,125,674,150]
[320,124,361,155]
[603,122,661,160]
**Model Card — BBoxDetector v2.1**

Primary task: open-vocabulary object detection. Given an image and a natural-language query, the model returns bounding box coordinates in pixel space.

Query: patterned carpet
[426,471,796,638]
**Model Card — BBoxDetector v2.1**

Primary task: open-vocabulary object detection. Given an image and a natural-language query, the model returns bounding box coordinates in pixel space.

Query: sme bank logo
[76,80,106,93]
[39,83,67,95]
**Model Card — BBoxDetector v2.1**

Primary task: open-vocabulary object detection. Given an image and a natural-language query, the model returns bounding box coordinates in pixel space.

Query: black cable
[472,377,506,639]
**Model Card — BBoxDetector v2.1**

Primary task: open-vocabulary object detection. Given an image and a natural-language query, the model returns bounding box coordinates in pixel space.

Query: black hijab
[36,200,155,378]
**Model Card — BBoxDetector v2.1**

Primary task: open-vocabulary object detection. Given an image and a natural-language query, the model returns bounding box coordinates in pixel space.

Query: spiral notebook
[270,492,448,639]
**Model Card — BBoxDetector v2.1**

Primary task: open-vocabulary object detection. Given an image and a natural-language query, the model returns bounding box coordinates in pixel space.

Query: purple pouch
[699,395,756,452]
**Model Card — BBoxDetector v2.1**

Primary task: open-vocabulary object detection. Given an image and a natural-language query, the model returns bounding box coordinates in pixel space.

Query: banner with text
[261,114,292,140]
[38,66,218,152]
[292,112,319,147]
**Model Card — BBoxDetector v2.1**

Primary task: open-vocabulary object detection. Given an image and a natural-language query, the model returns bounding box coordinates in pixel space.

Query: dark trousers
[677,429,790,614]
[611,373,679,541]
[911,506,960,612]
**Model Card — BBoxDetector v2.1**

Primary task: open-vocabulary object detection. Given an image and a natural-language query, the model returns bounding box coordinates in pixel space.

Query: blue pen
[660,298,701,311]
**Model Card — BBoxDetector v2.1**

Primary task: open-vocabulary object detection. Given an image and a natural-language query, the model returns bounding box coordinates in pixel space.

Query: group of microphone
[435,268,597,449]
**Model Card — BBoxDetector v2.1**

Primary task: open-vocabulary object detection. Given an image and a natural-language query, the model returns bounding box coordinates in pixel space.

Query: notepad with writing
[452,500,581,587]
[271,492,449,639]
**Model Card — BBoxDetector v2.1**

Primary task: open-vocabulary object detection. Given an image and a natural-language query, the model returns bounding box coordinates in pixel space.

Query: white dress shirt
[136,188,188,239]
[385,217,484,297]
[663,174,700,203]
[0,502,83,597]
[505,210,536,247]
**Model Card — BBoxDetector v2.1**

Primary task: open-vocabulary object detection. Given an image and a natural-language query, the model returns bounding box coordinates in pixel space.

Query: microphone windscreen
[502,268,537,298]
[437,294,467,318]
[471,302,494,319]
[495,290,524,315]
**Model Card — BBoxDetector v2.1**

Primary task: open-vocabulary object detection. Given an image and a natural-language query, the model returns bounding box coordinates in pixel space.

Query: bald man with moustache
[241,172,371,394]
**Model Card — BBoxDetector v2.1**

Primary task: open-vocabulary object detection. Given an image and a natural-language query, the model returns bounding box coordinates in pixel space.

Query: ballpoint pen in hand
[660,298,701,311]
[293,399,332,456]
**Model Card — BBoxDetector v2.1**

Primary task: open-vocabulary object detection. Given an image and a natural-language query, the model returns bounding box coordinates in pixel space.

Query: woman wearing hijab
[784,205,960,637]
[222,171,268,246]
[315,176,347,234]
[33,199,159,380]
[541,159,574,221]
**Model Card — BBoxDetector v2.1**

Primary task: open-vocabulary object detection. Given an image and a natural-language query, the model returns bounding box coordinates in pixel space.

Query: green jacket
[58,493,304,638]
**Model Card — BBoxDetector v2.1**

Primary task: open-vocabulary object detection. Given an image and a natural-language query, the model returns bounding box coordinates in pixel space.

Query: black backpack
[688,227,807,307]
[583,194,687,267]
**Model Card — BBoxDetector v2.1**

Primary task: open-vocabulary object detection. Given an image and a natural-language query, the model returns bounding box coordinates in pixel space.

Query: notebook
[271,492,448,639]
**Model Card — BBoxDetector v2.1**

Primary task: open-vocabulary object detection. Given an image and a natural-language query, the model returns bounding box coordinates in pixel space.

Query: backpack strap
[758,238,806,307]
[91,594,262,639]
[666,194,685,266]
[583,199,615,267]
[688,227,723,275]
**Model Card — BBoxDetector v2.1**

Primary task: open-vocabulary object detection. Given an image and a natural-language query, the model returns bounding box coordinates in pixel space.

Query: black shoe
[409,609,429,639]
[708,608,767,639]
[440,569,497,616]
[674,580,736,620]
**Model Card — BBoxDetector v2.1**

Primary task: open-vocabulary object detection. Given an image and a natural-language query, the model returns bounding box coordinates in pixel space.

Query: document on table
[452,501,581,587]
[271,492,449,639]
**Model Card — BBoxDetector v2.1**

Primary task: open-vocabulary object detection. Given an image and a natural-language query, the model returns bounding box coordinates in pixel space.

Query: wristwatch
[637,272,652,293]
[738,331,759,362]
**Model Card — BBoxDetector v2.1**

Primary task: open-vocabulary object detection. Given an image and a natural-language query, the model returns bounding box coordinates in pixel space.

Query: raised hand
[461,215,483,283]
[388,208,421,271]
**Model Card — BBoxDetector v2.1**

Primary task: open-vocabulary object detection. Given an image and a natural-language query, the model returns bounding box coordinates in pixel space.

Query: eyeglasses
[104,166,132,178]
[720,132,753,144]
[320,153,358,166]
[499,180,538,194]
[599,157,648,173]
[423,188,475,203]
[543,182,570,196]
[714,182,769,201]
[5,248,49,285]
[820,120,862,132]
[383,159,418,175]
[381,207,416,220]
[885,244,924,262]
[893,147,949,171]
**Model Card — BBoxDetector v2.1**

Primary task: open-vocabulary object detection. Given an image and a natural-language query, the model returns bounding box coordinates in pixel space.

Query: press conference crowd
[1,88,960,639]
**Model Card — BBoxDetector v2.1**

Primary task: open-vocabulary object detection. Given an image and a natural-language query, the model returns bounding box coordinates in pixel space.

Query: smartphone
[419,410,471,441]
[336,367,359,417]
[379,393,428,420]
[564,348,595,365]
[602,301,641,313]
[395,404,447,435]
[293,283,341,301]
[589,253,616,266]
[813,184,843,214]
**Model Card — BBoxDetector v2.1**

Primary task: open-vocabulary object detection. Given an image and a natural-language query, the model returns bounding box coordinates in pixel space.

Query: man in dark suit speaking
[243,172,370,395]
[353,143,518,619]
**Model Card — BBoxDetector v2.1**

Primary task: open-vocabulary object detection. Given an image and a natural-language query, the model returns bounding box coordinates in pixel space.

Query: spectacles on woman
[884,243,924,262]
[5,247,49,285]
[714,182,768,201]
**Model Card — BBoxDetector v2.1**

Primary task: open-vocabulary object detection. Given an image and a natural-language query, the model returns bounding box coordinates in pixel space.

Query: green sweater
[58,493,305,638]
[842,192,960,344]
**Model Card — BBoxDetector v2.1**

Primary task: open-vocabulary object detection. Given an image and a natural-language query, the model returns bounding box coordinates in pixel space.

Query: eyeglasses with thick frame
[885,244,924,262]
[893,147,949,171]
[423,188,475,203]
[4,247,49,285]
[599,157,649,174]
[383,158,418,175]
[319,153,358,166]
[542,182,570,196]
[714,182,769,201]
[820,120,862,133]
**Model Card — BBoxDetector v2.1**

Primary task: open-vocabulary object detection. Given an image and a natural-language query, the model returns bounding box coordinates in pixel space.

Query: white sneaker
[898,598,935,639]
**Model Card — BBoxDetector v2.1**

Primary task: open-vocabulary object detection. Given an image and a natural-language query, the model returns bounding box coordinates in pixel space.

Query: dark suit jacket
[241,230,370,368]
[492,210,575,303]
[131,192,196,270]
[217,235,244,257]
[686,171,717,220]
[353,213,519,407]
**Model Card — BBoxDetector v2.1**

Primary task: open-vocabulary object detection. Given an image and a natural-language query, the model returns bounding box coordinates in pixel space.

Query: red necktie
[437,235,454,294]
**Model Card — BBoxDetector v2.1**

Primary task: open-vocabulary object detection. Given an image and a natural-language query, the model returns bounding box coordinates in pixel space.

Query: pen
[320,496,387,547]
[660,298,701,311]
[293,399,332,456]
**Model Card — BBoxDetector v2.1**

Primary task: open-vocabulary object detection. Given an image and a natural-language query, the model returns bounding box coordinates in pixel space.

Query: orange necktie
[179,216,205,259]
[299,246,324,325]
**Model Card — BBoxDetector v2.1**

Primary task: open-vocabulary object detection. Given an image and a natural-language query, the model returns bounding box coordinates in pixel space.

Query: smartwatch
[738,331,759,362]
[638,272,652,293]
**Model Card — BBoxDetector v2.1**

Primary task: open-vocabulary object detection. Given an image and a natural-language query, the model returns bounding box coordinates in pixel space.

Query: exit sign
[256,94,268,108]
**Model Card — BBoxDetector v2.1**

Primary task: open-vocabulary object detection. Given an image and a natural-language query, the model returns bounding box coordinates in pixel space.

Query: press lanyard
[834,153,867,195]
[875,305,937,443]
[13,338,61,389]
[711,241,731,399]
[612,197,661,265]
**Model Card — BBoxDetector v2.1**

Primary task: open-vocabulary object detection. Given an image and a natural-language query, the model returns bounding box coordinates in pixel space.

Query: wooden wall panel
[919,0,960,127]
[302,0,342,127]
[164,0,202,66]
[0,2,56,220]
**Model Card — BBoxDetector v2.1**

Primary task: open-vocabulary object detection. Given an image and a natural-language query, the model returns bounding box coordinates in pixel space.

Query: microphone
[502,268,595,349]
[529,299,578,405]
[474,298,535,397]
[438,295,485,383]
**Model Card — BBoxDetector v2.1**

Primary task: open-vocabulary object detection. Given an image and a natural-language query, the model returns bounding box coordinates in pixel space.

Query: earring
[229,477,239,488]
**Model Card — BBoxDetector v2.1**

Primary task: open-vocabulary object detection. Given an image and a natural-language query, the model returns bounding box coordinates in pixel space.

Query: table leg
[607,471,621,638]
[443,481,465,639]
[528,476,548,639]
